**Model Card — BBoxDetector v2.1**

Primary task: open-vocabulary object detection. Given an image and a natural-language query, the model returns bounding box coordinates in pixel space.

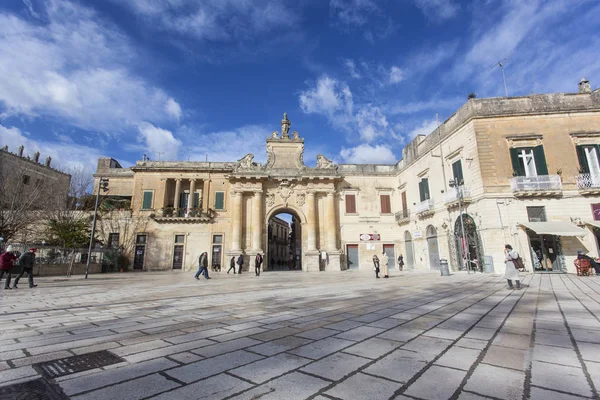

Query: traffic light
[100,178,109,192]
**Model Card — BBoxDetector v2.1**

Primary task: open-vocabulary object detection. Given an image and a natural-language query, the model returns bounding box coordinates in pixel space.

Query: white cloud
[165,98,182,122]
[299,76,353,119]
[408,119,439,139]
[344,59,361,79]
[389,66,404,84]
[137,122,182,161]
[118,0,297,42]
[0,1,180,131]
[339,144,397,164]
[413,0,460,22]
[355,105,389,142]
[329,0,379,26]
[0,124,103,171]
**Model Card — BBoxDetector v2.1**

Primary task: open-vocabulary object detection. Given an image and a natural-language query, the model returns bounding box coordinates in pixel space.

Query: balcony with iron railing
[151,207,217,223]
[509,175,562,197]
[395,210,410,225]
[575,173,600,194]
[443,186,472,207]
[415,199,435,217]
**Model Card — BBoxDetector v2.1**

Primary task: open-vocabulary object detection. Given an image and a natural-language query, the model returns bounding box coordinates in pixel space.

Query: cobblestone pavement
[1,270,600,399]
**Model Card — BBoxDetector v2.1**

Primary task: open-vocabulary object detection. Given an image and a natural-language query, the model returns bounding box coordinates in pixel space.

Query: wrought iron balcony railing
[415,199,434,215]
[443,186,472,204]
[395,210,410,224]
[509,175,562,193]
[575,173,600,189]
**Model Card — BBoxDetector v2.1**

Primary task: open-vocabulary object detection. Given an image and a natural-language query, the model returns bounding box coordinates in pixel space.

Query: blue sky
[1,0,599,172]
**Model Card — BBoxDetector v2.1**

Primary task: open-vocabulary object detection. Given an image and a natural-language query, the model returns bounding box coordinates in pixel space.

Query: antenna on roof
[157,152,165,161]
[492,58,509,97]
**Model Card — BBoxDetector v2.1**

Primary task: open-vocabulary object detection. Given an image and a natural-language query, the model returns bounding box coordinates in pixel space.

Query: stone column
[306,191,317,251]
[188,179,196,215]
[202,180,209,211]
[252,191,263,251]
[326,191,337,251]
[231,191,243,252]
[197,180,204,211]
[174,178,182,214]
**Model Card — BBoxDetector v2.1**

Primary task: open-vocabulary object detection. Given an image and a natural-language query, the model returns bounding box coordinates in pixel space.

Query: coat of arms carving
[277,180,295,202]
[296,193,305,206]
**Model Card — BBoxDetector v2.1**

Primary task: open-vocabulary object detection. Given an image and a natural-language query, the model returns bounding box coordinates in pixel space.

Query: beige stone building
[95,79,600,275]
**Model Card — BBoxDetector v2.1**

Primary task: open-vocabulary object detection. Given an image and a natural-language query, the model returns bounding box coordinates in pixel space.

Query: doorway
[133,234,146,270]
[454,214,483,272]
[172,234,185,270]
[426,225,440,270]
[404,231,415,270]
[529,233,563,273]
[347,244,359,270]
[267,211,301,270]
[383,244,395,270]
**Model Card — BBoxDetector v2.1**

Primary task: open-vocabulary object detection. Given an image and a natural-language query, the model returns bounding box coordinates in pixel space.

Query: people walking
[398,254,404,271]
[227,256,236,274]
[0,245,18,290]
[194,252,210,280]
[13,247,37,289]
[237,254,244,274]
[504,244,521,289]
[255,253,263,276]
[381,252,389,278]
[372,254,380,278]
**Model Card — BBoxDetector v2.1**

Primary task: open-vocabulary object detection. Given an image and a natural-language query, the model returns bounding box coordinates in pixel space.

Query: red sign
[592,204,600,221]
[360,234,380,241]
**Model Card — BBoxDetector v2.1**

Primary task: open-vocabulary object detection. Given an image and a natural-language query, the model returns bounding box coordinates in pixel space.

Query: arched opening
[426,225,440,270]
[454,214,483,271]
[267,211,301,270]
[404,230,415,270]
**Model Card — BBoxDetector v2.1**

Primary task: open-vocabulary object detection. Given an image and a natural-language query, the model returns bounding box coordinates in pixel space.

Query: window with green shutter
[576,145,600,174]
[142,191,153,209]
[452,160,464,185]
[419,178,430,201]
[193,192,200,208]
[532,145,548,175]
[214,191,225,210]
[510,146,547,177]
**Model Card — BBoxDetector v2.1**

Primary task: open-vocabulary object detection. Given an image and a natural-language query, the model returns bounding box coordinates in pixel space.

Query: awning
[519,222,587,237]
[585,221,600,230]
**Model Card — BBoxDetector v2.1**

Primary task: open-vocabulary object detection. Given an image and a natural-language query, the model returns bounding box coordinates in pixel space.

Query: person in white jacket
[381,252,389,278]
[504,244,521,289]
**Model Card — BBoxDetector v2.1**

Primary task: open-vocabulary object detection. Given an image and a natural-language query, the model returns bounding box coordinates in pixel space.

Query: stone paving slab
[1,272,600,399]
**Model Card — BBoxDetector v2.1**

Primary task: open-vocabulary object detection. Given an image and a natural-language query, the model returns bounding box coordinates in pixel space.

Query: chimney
[18,145,24,157]
[45,156,52,167]
[1,145,7,152]
[33,151,40,163]
[579,77,592,94]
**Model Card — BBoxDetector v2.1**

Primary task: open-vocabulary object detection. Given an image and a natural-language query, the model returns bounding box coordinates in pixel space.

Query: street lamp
[85,177,109,279]
[449,178,470,275]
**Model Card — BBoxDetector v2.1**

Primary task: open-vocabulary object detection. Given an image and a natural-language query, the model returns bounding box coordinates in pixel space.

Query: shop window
[527,206,547,222]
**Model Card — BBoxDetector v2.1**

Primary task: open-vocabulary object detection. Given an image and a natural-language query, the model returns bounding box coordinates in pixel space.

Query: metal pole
[85,178,102,279]
[501,65,508,97]
[457,184,469,274]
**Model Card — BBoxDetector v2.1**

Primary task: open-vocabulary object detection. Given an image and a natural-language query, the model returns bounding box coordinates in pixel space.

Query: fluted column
[326,191,337,251]
[174,178,182,214]
[197,180,203,211]
[188,179,196,215]
[306,191,317,251]
[202,180,209,211]
[231,191,243,252]
[252,191,263,251]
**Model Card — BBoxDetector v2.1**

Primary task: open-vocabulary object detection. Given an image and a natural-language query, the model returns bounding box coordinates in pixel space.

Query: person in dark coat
[236,254,244,274]
[0,245,18,290]
[13,247,37,289]
[372,254,380,278]
[398,254,405,271]
[255,253,263,276]
[194,252,210,280]
[577,250,600,275]
[227,256,236,274]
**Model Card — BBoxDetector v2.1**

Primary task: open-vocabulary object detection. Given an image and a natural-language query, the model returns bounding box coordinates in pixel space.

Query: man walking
[397,254,404,271]
[194,252,210,280]
[255,253,263,276]
[0,245,18,290]
[227,256,236,274]
[504,244,520,289]
[381,252,390,278]
[237,254,244,274]
[13,247,37,289]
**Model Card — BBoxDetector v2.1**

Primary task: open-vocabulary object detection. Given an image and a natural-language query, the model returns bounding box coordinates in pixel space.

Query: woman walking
[372,254,380,278]
[504,244,521,289]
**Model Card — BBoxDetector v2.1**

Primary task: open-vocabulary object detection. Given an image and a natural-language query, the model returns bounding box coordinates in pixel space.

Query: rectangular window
[577,145,600,181]
[213,234,223,243]
[401,192,408,218]
[175,235,185,243]
[380,194,391,214]
[510,145,548,177]
[108,233,120,248]
[418,178,430,202]
[23,175,30,185]
[527,206,547,222]
[345,194,357,214]
[452,160,464,185]
[136,234,147,244]
[214,191,225,210]
[142,191,153,209]
[193,192,200,208]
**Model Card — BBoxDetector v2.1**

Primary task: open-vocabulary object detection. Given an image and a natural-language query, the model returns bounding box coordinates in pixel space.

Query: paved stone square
[1,271,600,399]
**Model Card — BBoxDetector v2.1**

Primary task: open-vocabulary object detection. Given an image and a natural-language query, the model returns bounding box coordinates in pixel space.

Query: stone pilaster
[230,191,243,252]
[252,191,263,252]
[174,178,182,214]
[304,191,320,271]
[188,179,196,215]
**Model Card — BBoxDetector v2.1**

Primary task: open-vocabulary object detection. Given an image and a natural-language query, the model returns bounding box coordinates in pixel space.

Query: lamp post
[449,179,469,275]
[85,177,109,279]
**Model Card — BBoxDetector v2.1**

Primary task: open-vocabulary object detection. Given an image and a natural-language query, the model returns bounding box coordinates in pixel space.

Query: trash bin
[439,258,450,276]
[483,256,494,273]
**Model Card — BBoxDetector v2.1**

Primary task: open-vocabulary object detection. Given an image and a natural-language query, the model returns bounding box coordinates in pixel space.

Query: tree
[468,92,477,99]
[44,209,91,276]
